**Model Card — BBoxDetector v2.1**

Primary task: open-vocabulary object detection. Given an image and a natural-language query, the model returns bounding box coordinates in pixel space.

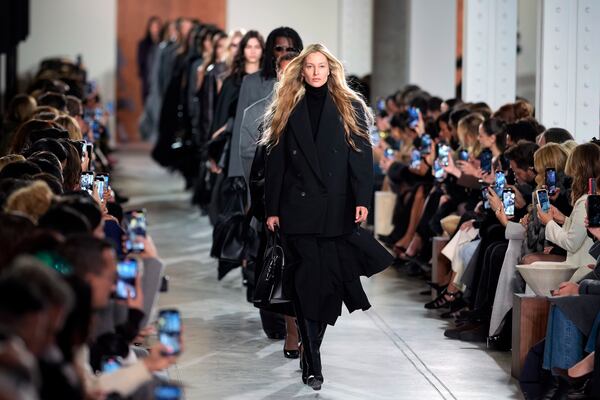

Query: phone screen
[481,185,490,209]
[154,384,183,400]
[80,172,95,192]
[459,149,469,161]
[384,148,395,160]
[437,143,450,167]
[115,258,138,300]
[420,134,432,155]
[410,149,421,169]
[480,150,493,174]
[546,168,557,195]
[495,171,506,196]
[587,195,600,227]
[408,107,419,129]
[433,159,444,181]
[94,179,105,201]
[158,309,181,356]
[537,190,551,213]
[101,356,122,373]
[503,189,516,216]
[125,210,147,253]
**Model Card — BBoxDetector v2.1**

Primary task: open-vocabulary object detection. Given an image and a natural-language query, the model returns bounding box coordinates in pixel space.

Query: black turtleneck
[304,83,327,139]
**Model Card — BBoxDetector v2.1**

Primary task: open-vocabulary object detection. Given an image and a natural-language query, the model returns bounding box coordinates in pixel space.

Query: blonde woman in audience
[536,143,600,282]
[55,115,83,140]
[5,181,54,223]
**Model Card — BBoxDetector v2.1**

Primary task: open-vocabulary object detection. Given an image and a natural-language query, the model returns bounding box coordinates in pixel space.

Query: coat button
[300,191,306,197]
[328,172,332,177]
[331,148,338,154]
[292,149,297,155]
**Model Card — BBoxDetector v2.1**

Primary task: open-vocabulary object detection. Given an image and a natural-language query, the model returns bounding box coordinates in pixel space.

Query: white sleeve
[545,197,589,254]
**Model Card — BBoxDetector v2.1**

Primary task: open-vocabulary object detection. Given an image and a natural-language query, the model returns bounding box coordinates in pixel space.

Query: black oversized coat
[265,90,373,237]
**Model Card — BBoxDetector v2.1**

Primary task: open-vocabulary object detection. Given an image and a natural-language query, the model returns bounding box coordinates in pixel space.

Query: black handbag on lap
[253,228,289,304]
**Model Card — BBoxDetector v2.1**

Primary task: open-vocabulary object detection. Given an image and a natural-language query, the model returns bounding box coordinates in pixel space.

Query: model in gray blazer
[227,71,275,179]
[239,96,269,185]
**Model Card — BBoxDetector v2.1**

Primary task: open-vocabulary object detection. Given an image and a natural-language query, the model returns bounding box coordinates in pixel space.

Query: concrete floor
[114,147,524,400]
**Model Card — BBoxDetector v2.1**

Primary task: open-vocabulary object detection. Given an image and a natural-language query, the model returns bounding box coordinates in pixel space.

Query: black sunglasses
[274,46,296,52]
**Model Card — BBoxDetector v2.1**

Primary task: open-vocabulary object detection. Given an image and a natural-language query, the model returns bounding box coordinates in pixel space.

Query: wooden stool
[431,236,451,299]
[511,294,550,379]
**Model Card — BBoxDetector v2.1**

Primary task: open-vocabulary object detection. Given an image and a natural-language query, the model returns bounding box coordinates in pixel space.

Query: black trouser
[294,292,327,378]
[473,241,508,319]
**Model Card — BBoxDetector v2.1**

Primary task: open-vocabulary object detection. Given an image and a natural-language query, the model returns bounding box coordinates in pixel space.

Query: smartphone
[536,189,551,213]
[101,356,122,373]
[587,195,600,228]
[124,210,147,253]
[458,149,469,161]
[157,309,182,356]
[115,258,138,300]
[503,188,516,217]
[80,171,95,192]
[480,182,490,210]
[433,159,444,181]
[419,134,432,155]
[384,148,395,160]
[495,171,506,197]
[437,143,450,167]
[93,178,105,200]
[546,168,557,196]
[86,143,93,159]
[479,149,493,174]
[410,148,421,169]
[407,107,419,129]
[96,173,110,188]
[154,384,183,400]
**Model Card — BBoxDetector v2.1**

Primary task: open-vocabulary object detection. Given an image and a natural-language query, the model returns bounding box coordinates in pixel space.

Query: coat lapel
[289,97,323,182]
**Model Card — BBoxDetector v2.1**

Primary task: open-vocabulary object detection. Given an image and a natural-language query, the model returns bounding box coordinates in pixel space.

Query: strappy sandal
[424,289,463,310]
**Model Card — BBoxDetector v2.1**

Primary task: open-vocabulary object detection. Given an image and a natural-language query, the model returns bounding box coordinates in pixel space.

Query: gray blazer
[227,72,275,178]
[239,96,269,184]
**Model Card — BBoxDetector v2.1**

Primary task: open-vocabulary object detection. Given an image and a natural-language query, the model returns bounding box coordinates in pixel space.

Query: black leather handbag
[253,228,289,304]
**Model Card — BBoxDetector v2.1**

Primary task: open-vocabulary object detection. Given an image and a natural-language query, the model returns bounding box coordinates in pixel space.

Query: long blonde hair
[261,43,373,150]
[533,143,569,188]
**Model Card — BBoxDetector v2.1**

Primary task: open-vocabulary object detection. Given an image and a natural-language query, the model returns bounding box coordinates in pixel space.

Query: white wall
[17,0,116,129]
[516,0,538,102]
[226,0,373,76]
[408,0,457,99]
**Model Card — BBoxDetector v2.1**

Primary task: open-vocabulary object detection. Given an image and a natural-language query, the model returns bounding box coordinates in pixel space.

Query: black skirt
[286,227,393,326]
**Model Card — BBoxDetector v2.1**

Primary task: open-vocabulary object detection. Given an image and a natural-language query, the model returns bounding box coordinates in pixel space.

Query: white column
[338,0,373,77]
[462,0,517,110]
[408,0,457,99]
[536,0,600,141]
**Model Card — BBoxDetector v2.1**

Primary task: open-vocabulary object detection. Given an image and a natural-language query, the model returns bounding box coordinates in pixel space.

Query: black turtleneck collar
[304,82,328,139]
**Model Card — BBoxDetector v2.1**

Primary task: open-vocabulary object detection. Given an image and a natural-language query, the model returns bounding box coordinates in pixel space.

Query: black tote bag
[253,228,290,305]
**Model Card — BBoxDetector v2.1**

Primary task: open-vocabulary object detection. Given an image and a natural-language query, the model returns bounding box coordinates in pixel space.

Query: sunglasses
[274,46,296,52]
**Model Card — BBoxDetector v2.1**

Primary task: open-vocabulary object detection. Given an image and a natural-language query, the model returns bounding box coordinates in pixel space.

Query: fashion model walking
[262,43,392,390]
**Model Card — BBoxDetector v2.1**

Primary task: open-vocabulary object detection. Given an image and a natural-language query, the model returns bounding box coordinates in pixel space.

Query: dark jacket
[551,241,600,335]
[265,91,372,237]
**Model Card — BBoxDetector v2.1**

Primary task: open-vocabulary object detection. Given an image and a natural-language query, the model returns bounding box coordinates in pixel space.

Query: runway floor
[113,146,523,400]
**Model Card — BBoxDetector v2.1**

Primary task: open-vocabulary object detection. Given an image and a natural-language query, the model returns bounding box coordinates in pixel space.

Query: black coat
[265,90,373,237]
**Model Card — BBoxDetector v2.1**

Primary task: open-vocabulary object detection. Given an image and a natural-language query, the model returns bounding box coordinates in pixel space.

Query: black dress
[265,85,392,326]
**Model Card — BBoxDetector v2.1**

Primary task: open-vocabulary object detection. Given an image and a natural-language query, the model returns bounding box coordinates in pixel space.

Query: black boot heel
[307,375,324,391]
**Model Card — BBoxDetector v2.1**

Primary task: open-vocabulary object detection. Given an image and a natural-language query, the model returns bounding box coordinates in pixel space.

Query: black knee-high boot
[305,319,327,390]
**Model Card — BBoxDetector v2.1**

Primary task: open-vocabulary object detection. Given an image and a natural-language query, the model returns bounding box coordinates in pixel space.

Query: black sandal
[424,289,463,310]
